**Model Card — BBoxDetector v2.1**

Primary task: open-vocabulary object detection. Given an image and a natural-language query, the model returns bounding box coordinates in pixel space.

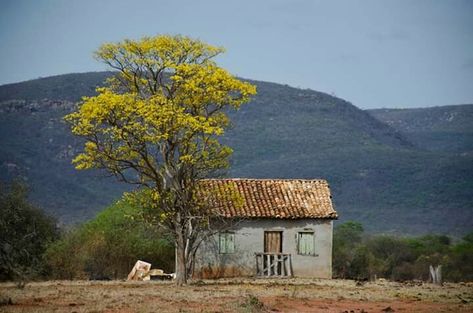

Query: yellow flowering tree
[65,35,256,285]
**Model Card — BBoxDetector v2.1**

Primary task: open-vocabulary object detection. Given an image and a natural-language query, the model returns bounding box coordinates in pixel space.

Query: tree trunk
[175,231,187,286]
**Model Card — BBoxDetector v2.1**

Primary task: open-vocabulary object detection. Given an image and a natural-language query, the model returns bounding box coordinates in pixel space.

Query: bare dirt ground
[0,278,472,313]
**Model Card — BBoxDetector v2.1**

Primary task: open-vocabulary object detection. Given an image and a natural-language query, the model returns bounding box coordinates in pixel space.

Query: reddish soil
[261,296,471,313]
[0,278,471,312]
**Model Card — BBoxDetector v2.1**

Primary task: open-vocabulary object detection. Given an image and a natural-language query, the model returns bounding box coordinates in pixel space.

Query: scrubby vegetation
[1,180,472,283]
[0,180,174,281]
[35,219,473,282]
[0,180,59,282]
[333,221,473,282]
[44,199,174,280]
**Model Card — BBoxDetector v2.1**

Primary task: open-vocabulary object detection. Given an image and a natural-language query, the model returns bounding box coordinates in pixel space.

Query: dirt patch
[0,279,471,313]
[262,296,471,313]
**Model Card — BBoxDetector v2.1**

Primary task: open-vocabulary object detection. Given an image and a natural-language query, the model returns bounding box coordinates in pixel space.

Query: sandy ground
[0,278,472,313]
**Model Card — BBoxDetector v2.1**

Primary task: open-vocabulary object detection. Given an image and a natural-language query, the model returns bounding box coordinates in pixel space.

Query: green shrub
[43,229,88,279]
[444,232,473,282]
[0,180,59,282]
[45,198,174,279]
[332,221,364,279]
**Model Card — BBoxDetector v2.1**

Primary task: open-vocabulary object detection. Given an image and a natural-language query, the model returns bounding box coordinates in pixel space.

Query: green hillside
[368,105,473,153]
[0,106,126,222]
[0,72,471,235]
[224,81,473,235]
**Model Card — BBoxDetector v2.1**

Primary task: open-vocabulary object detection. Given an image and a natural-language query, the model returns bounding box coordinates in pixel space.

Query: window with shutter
[298,232,315,255]
[219,232,235,254]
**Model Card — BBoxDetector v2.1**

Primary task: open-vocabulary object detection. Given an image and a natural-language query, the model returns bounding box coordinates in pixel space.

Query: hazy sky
[1,0,472,109]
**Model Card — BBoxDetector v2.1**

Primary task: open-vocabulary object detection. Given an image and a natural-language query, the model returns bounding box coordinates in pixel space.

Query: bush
[332,221,364,279]
[365,235,416,280]
[333,221,473,282]
[43,229,89,279]
[45,198,174,280]
[0,180,59,282]
[444,232,473,282]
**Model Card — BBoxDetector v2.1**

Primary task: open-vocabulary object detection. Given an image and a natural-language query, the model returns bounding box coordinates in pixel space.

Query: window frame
[218,232,235,254]
[297,231,316,256]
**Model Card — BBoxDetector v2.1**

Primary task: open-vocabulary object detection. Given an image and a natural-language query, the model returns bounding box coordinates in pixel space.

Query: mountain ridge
[368,105,473,153]
[1,72,471,235]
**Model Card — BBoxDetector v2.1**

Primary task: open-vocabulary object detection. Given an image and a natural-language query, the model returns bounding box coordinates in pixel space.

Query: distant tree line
[1,180,472,282]
[333,221,473,282]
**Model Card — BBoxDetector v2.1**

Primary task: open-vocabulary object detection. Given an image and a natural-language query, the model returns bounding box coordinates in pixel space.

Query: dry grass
[0,278,472,313]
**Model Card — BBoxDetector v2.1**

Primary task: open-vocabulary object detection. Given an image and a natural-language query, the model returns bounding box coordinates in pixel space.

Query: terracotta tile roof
[197,178,338,219]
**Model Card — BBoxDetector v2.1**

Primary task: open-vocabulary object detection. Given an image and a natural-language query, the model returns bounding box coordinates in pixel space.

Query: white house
[193,178,338,278]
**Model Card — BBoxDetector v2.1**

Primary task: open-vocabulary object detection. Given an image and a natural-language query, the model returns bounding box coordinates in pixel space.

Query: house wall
[193,218,333,279]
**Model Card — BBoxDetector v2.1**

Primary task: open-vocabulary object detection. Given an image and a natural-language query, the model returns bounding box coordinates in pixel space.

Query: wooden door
[264,231,282,253]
